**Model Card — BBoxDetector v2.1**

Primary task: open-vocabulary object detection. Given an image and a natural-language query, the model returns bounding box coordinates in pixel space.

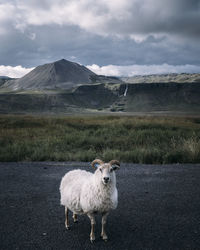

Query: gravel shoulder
[0,162,200,250]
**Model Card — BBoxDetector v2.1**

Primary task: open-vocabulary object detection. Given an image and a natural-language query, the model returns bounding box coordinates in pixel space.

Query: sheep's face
[96,164,119,185]
[98,164,113,185]
[92,159,120,185]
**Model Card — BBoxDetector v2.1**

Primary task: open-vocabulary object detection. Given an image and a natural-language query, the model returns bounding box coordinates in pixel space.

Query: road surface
[0,162,200,250]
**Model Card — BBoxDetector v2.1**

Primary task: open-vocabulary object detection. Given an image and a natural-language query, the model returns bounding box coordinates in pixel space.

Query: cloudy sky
[0,0,200,77]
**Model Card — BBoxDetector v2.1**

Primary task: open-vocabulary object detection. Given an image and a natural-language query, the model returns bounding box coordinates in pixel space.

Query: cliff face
[118,82,200,112]
[0,82,200,114]
[0,84,118,113]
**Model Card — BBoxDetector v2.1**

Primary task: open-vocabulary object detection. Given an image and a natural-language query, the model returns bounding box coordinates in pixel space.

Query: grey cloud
[0,0,199,70]
[1,23,200,68]
[16,0,57,9]
[103,0,200,39]
[4,0,200,39]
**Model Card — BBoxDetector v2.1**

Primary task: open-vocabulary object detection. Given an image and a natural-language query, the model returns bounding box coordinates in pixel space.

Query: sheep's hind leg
[87,213,96,243]
[101,212,109,241]
[73,213,78,223]
[65,207,70,230]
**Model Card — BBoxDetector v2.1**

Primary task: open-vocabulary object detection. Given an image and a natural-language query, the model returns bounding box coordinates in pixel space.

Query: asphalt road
[0,162,200,250]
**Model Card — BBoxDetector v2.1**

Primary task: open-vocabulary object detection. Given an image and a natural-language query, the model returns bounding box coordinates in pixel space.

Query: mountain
[4,59,98,90]
[0,59,200,115]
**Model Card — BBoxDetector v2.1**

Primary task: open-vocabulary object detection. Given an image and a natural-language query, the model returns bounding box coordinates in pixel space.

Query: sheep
[59,159,120,242]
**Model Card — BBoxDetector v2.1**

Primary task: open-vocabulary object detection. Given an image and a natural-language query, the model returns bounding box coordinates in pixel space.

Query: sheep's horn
[91,159,104,168]
[109,160,120,167]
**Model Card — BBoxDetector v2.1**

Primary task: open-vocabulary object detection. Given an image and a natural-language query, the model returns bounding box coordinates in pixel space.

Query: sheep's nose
[104,177,109,182]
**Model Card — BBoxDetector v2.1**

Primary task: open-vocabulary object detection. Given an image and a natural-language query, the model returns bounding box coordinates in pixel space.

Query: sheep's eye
[99,168,102,172]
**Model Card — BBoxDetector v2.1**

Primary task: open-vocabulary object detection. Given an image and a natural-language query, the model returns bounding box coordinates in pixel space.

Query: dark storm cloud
[1,24,200,68]
[0,0,200,77]
[122,0,200,38]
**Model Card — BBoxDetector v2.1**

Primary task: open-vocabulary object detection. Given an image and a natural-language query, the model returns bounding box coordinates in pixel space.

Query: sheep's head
[91,159,120,185]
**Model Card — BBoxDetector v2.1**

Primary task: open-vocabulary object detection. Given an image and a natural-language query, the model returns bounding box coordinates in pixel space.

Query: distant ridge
[4,59,97,90]
[121,73,200,84]
[0,76,13,87]
[0,76,11,79]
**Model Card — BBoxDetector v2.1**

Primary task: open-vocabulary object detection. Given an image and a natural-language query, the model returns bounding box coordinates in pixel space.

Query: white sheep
[59,159,120,242]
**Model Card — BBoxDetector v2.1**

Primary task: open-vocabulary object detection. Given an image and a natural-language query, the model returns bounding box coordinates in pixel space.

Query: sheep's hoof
[65,226,70,230]
[73,214,78,223]
[101,235,108,242]
[90,236,95,243]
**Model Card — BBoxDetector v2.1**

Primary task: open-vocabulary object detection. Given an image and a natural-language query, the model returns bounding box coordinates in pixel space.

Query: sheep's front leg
[73,213,78,223]
[87,213,96,243]
[101,212,109,241]
[65,207,70,230]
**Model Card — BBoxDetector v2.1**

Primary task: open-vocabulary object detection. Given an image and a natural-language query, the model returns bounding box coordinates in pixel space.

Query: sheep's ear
[111,165,120,171]
[91,159,104,169]
[94,163,101,168]
[109,160,120,171]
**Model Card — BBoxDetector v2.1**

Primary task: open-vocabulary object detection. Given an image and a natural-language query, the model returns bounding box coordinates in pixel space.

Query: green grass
[0,115,200,163]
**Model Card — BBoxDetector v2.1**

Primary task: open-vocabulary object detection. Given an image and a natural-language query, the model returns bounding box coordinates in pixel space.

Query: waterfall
[124,84,128,97]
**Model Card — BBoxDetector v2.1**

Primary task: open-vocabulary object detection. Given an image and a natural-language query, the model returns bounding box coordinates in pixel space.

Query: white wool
[60,169,92,214]
[60,167,118,214]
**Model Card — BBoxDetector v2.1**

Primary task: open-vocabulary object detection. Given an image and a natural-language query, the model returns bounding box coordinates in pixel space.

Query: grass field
[0,115,200,163]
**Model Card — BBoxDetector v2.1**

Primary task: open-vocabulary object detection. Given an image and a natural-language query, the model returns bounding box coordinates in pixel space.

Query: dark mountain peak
[54,58,72,65]
[3,59,122,91]
[57,58,66,62]
[4,59,97,90]
[51,58,96,76]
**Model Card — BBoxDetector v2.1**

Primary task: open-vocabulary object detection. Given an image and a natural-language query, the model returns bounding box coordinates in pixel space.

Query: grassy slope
[0,115,200,163]
[121,73,200,84]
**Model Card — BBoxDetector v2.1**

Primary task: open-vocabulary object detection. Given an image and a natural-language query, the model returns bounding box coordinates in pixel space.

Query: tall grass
[0,115,200,163]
